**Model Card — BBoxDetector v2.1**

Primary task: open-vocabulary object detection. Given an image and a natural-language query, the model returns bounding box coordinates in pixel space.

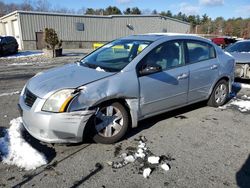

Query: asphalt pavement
[0,50,249,188]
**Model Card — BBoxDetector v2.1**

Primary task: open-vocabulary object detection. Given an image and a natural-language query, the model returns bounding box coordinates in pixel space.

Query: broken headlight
[42,89,75,112]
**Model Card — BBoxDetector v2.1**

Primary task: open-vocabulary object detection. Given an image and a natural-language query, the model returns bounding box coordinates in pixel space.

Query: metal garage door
[12,20,21,49]
[4,22,10,35]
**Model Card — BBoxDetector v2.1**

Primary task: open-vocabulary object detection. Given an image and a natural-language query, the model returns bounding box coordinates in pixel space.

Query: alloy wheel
[94,105,124,137]
[215,83,227,104]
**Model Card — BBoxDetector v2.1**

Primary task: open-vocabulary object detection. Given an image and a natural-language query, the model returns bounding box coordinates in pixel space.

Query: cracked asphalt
[0,50,250,188]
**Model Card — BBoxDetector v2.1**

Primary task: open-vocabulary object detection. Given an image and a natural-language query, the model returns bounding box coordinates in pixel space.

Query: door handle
[177,73,189,80]
[210,64,218,70]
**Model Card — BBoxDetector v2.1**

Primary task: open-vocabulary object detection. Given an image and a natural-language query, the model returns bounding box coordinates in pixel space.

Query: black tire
[14,47,18,54]
[207,79,229,107]
[90,102,129,144]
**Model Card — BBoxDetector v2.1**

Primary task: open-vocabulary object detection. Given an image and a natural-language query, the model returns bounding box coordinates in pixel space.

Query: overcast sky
[4,0,250,19]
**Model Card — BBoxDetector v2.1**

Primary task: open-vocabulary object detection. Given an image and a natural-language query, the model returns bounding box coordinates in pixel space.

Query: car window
[1,37,7,44]
[226,41,250,53]
[82,40,151,72]
[96,44,131,62]
[96,42,148,62]
[187,41,216,64]
[7,37,16,43]
[141,41,185,71]
[6,37,12,43]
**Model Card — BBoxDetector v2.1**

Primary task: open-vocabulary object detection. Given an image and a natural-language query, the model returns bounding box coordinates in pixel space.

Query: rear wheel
[208,79,229,107]
[14,47,18,54]
[92,102,129,144]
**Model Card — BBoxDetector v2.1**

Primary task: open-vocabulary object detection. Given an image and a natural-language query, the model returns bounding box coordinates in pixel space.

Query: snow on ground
[148,156,160,164]
[220,94,250,112]
[0,51,43,59]
[0,91,20,97]
[219,83,250,112]
[228,99,250,112]
[7,61,49,66]
[143,168,152,178]
[0,117,47,170]
[108,136,172,178]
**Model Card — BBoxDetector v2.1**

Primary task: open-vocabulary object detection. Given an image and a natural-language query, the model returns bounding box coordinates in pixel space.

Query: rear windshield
[226,41,250,53]
[81,39,151,72]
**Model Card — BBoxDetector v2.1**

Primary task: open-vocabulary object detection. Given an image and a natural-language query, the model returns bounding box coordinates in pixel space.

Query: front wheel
[92,102,129,144]
[207,79,229,107]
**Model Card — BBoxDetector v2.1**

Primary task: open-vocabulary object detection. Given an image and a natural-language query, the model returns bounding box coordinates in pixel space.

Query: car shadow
[235,78,250,84]
[236,154,250,188]
[125,101,207,140]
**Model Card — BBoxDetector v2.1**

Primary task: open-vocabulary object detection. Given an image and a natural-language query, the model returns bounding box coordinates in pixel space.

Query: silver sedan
[226,40,250,79]
[18,33,235,144]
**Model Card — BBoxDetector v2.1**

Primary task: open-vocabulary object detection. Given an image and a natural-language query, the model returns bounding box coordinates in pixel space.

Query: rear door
[138,40,189,116]
[185,40,219,102]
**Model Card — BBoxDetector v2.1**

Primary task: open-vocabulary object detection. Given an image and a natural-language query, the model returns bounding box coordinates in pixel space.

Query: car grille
[24,89,37,107]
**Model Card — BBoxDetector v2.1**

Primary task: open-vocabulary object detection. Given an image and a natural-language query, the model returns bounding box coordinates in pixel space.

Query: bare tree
[21,0,33,11]
[35,0,50,12]
[77,7,86,15]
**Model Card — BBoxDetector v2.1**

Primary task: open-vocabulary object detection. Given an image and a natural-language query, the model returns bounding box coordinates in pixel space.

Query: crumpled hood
[26,63,114,98]
[229,52,250,64]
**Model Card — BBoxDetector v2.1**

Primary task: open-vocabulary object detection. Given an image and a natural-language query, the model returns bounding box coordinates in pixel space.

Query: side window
[10,37,15,43]
[1,38,7,44]
[6,37,11,43]
[141,41,184,71]
[187,41,216,64]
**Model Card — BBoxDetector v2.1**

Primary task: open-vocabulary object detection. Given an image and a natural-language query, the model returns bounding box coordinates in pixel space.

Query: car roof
[120,33,207,42]
[236,40,250,43]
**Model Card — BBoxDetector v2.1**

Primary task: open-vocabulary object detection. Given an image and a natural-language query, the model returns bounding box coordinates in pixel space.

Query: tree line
[0,0,249,38]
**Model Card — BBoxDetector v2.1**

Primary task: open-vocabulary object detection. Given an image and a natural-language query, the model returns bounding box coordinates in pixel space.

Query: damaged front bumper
[18,94,95,143]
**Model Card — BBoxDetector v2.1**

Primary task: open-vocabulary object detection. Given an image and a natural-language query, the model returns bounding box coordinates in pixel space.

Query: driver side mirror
[139,65,162,76]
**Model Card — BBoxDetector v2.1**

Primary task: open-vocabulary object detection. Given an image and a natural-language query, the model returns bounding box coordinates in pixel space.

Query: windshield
[81,39,151,72]
[226,41,250,53]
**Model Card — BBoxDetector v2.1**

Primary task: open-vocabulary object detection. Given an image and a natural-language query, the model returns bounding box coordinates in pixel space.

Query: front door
[36,32,46,50]
[138,40,189,117]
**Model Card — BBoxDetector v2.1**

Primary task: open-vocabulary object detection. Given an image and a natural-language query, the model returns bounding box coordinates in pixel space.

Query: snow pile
[108,136,172,179]
[148,156,160,164]
[0,117,47,170]
[229,99,250,112]
[143,168,152,178]
[96,67,105,72]
[0,51,44,59]
[242,95,250,100]
[8,61,48,66]
[0,91,20,97]
[220,94,250,112]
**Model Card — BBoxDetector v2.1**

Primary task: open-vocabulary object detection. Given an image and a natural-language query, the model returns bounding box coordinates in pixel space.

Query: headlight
[42,89,75,112]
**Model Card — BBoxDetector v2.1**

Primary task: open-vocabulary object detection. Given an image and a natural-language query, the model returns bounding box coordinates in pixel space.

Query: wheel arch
[207,76,230,99]
[91,97,139,129]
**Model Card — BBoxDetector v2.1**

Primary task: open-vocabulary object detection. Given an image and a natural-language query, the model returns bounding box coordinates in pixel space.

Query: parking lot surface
[0,50,249,188]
